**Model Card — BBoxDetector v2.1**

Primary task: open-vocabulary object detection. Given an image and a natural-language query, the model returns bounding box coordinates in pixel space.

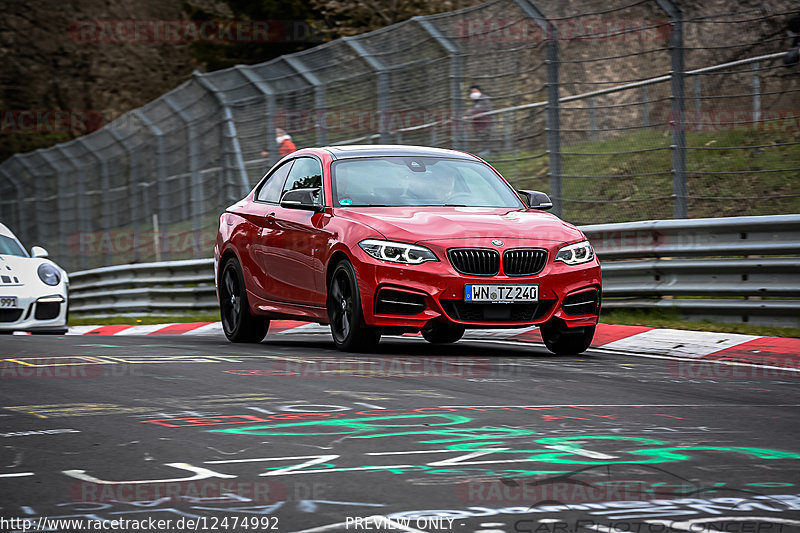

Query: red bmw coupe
[215,145,601,354]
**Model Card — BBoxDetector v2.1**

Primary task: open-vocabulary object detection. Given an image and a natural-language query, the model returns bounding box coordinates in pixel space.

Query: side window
[282,157,323,204]
[257,161,294,203]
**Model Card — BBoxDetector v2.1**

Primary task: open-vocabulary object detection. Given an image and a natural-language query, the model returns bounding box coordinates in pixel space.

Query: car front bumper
[351,242,601,330]
[0,292,68,333]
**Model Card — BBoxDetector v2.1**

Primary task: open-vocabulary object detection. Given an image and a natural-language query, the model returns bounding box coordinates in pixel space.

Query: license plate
[0,296,18,308]
[464,284,538,303]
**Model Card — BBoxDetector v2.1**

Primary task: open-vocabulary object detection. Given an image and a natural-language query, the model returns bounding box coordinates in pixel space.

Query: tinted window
[282,157,323,203]
[0,235,27,257]
[257,161,293,203]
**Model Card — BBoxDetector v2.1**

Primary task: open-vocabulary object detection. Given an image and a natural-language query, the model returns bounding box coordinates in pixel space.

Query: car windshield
[0,234,27,257]
[331,156,525,208]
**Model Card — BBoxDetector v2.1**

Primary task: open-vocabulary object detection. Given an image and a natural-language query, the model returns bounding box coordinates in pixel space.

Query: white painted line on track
[113,324,176,335]
[600,328,758,358]
[0,472,34,478]
[65,325,102,335]
[184,322,224,335]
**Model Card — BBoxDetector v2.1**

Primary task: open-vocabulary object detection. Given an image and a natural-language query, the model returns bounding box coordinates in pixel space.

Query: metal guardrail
[68,215,800,328]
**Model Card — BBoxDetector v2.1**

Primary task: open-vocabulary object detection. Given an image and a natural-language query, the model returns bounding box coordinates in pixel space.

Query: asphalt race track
[1,331,799,533]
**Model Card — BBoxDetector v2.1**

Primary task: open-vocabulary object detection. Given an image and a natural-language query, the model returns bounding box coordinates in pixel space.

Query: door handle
[266,212,276,223]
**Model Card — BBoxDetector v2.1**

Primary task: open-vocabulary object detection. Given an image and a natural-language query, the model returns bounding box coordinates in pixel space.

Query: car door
[247,160,294,302]
[265,157,330,307]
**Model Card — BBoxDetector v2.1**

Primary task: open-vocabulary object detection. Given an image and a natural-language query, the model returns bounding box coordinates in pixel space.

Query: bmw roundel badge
[491,240,504,247]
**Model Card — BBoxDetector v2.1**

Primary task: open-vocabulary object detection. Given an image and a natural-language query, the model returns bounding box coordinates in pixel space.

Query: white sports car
[0,222,69,334]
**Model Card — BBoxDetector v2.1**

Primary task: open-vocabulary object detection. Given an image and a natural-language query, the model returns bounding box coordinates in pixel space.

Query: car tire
[327,260,380,352]
[220,257,269,343]
[421,323,465,344]
[540,320,595,355]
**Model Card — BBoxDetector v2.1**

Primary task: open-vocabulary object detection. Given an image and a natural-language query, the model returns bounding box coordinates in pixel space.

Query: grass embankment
[488,126,800,224]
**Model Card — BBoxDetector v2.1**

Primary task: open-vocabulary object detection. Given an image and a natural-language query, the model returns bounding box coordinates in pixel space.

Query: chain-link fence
[1,0,798,271]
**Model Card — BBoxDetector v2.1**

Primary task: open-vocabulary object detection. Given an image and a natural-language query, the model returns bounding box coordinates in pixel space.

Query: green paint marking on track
[77,344,122,348]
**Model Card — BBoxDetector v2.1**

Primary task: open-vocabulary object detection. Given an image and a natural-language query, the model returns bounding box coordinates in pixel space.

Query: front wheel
[540,320,595,355]
[219,258,269,343]
[327,261,380,352]
[421,323,465,344]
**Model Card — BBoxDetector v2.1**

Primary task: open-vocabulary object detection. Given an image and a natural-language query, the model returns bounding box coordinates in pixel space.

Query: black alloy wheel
[327,261,380,352]
[220,258,269,343]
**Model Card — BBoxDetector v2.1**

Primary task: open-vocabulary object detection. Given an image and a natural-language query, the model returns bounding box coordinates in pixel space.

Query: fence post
[344,37,391,145]
[752,61,761,125]
[415,17,464,150]
[283,56,327,146]
[193,71,252,201]
[36,150,72,262]
[236,65,278,169]
[163,94,204,258]
[544,32,562,216]
[0,167,25,240]
[693,75,701,115]
[513,0,561,215]
[132,110,170,261]
[656,0,687,219]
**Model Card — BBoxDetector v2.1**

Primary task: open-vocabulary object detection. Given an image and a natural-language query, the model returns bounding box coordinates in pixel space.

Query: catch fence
[1,0,798,271]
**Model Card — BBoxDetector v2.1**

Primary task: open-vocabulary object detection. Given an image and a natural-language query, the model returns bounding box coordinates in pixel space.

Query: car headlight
[554,240,595,265]
[358,239,438,265]
[37,263,61,286]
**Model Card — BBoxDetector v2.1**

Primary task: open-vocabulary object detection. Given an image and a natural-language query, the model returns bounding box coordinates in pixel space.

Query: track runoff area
[0,322,798,533]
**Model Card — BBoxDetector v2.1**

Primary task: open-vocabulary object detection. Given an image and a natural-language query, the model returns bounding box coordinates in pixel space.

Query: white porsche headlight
[554,240,595,265]
[358,239,438,265]
[37,263,61,286]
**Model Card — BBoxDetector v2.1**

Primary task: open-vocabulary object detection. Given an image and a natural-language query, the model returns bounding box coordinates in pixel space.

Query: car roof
[322,145,477,161]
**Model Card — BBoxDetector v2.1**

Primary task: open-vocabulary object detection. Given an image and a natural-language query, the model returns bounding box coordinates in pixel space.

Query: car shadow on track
[255,334,592,360]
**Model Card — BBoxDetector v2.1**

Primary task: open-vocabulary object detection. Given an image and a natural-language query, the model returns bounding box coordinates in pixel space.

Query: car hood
[0,254,67,289]
[335,207,584,244]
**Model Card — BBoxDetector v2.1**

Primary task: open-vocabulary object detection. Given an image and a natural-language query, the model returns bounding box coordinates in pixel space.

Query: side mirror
[519,190,553,211]
[280,188,323,212]
[31,246,49,258]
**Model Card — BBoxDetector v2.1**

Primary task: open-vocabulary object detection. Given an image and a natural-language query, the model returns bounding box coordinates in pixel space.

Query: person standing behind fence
[261,128,297,161]
[465,85,493,155]
[276,128,296,155]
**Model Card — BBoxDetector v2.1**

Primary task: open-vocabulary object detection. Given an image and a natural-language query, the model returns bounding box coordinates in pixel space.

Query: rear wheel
[220,258,269,343]
[327,261,380,352]
[540,320,595,355]
[421,322,465,344]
